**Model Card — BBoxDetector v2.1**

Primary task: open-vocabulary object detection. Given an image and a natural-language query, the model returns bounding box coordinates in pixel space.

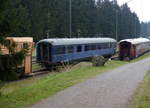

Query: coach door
[119,42,131,60]
[41,43,51,62]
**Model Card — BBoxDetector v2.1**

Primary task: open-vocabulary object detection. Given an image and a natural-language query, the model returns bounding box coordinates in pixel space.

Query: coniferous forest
[141,22,150,37]
[0,0,149,42]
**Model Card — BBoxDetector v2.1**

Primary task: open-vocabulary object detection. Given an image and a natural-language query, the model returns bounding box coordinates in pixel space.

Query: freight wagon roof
[37,38,116,46]
[6,37,33,42]
[119,38,150,45]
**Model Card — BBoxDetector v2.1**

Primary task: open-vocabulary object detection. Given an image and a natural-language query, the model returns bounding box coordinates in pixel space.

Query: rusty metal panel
[130,45,136,58]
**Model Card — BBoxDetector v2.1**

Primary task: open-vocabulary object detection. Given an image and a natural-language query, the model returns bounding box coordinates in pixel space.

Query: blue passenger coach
[36,38,117,67]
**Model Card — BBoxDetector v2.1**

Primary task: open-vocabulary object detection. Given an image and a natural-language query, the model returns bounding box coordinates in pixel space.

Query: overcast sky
[117,0,150,22]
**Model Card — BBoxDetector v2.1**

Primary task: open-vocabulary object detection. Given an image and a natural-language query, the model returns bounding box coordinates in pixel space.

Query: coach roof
[37,38,116,46]
[119,38,150,45]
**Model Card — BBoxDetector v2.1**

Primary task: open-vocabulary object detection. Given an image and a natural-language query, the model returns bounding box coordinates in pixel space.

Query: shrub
[92,56,109,66]
[0,51,26,81]
[0,39,28,81]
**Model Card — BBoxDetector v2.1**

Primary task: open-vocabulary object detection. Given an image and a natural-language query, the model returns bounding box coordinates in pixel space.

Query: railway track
[32,56,36,64]
[31,54,119,73]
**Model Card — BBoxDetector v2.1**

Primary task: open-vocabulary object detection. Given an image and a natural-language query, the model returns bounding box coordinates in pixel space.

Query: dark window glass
[97,44,102,49]
[103,43,108,49]
[41,43,49,60]
[110,43,113,48]
[101,43,104,49]
[111,43,116,48]
[85,45,90,51]
[67,46,74,53]
[102,44,105,49]
[57,46,65,54]
[77,45,82,52]
[109,43,112,48]
[105,43,108,49]
[91,44,97,50]
[23,43,28,49]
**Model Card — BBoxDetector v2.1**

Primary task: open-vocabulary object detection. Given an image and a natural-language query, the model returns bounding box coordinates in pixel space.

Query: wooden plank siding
[0,37,34,74]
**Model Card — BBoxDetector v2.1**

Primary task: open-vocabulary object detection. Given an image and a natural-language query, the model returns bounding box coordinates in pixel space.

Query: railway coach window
[109,43,112,48]
[56,47,66,54]
[67,46,74,53]
[91,44,97,50]
[103,43,109,49]
[77,45,82,52]
[101,43,105,49]
[106,43,109,48]
[85,45,90,51]
[23,43,28,49]
[112,43,116,48]
[97,44,102,49]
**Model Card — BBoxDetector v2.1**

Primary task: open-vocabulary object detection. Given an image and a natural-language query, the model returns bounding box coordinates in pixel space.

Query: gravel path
[29,57,150,108]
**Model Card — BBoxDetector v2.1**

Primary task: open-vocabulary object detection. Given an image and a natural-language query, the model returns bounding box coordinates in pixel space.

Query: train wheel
[44,63,51,70]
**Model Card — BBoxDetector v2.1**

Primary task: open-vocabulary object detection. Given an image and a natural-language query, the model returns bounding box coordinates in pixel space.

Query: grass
[32,63,42,72]
[131,52,150,62]
[1,52,150,108]
[130,70,150,108]
[32,49,42,72]
[0,61,127,108]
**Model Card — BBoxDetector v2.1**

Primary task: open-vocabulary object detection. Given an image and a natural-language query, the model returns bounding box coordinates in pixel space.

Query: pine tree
[4,0,31,37]
[0,0,28,81]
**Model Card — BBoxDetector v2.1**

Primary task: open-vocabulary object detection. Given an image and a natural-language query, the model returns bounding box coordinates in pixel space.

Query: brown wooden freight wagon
[119,38,150,60]
[0,37,34,74]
